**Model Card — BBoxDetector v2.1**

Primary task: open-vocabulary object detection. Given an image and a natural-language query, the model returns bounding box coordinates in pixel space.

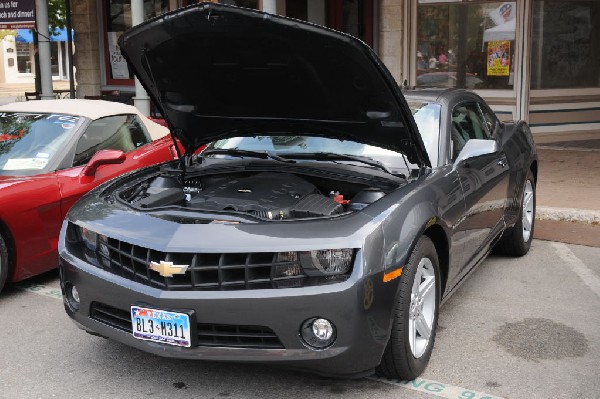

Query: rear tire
[376,235,440,380]
[495,170,536,256]
[0,234,9,293]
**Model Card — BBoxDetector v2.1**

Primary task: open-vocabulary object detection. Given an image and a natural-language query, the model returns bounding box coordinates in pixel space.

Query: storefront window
[531,1,600,89]
[105,0,169,83]
[416,1,516,90]
[16,42,32,73]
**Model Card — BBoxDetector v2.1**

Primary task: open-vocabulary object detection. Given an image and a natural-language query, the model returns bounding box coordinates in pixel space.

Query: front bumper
[59,249,399,377]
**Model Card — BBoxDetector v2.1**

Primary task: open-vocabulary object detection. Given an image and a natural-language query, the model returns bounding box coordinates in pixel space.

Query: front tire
[495,170,536,256]
[376,235,440,380]
[0,234,9,293]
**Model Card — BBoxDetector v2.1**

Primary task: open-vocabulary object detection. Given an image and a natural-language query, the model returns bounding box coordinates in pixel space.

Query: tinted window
[451,102,491,160]
[73,114,150,166]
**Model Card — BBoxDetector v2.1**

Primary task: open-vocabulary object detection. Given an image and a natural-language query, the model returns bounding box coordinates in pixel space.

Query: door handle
[497,158,507,168]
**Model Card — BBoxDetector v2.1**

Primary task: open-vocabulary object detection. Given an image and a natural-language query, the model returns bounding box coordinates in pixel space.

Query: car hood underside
[118,2,430,167]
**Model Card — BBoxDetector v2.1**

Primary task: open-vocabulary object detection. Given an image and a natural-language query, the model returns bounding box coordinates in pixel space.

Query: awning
[483,19,515,42]
[15,28,74,43]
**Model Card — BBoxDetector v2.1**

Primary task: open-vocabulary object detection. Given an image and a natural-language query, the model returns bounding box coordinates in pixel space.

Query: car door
[56,114,174,218]
[451,101,509,273]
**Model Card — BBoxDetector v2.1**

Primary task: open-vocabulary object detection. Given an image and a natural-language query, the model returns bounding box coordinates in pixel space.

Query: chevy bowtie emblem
[149,261,189,277]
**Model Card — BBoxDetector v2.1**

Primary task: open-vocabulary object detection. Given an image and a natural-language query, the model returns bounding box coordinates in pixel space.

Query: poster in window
[107,32,130,79]
[487,40,510,77]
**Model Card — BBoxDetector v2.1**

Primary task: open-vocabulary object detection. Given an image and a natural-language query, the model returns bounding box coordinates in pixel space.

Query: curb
[536,206,600,225]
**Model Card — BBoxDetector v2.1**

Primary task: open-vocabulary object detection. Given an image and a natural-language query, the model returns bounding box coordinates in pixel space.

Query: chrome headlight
[79,227,98,251]
[77,226,109,267]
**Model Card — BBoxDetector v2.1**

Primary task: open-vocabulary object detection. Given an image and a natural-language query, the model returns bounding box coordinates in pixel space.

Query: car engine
[119,171,389,220]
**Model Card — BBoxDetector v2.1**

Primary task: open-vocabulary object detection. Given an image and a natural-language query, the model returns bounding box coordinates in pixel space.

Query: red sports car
[0,99,177,292]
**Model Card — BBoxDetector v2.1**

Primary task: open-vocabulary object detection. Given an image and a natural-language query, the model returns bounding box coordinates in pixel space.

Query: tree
[48,0,67,31]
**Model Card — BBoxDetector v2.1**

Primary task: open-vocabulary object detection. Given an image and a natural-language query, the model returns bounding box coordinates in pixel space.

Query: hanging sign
[487,40,511,77]
[0,0,35,29]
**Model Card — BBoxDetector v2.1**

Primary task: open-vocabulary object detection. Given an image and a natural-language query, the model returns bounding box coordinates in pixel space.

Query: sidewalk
[0,81,72,104]
[533,130,600,247]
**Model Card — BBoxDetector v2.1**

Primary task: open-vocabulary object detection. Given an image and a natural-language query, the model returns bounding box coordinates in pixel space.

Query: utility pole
[35,0,54,100]
[131,0,151,116]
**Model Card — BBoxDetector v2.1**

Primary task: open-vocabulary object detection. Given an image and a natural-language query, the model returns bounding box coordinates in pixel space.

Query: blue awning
[15,28,74,43]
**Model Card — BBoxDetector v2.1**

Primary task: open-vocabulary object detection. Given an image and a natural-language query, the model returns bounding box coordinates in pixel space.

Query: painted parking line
[15,283,63,300]
[369,376,503,399]
[552,242,600,298]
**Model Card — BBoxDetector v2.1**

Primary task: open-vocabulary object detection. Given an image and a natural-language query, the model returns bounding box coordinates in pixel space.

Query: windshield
[207,101,441,171]
[0,112,82,176]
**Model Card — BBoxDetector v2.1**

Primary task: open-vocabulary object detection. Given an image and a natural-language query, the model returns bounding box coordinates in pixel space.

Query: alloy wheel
[522,179,534,242]
[408,257,436,358]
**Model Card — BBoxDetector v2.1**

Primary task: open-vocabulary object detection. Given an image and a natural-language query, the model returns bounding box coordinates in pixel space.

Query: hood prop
[142,50,189,181]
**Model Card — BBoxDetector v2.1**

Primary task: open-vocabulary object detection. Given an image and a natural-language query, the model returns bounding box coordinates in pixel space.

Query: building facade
[0,28,72,84]
[72,0,600,133]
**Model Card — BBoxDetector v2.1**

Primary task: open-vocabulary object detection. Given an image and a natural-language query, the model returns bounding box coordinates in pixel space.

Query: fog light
[300,317,336,349]
[71,286,80,303]
[65,283,80,312]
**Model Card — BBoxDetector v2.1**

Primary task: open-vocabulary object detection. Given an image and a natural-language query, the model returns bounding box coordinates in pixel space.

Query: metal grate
[95,237,305,291]
[89,302,284,349]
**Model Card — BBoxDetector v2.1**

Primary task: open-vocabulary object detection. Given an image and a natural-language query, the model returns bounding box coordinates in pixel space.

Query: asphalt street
[1,239,599,399]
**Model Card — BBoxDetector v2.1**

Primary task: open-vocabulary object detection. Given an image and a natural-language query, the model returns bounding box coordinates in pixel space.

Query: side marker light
[383,267,403,283]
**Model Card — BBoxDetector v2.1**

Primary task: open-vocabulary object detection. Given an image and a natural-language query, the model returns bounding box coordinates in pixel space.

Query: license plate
[131,306,192,347]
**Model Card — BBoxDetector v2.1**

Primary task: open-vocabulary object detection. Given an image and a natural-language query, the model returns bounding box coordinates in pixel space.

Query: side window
[477,103,499,137]
[451,102,491,160]
[73,114,151,166]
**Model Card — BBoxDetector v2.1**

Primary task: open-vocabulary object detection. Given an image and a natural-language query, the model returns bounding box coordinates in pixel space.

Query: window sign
[107,32,129,79]
[487,40,511,76]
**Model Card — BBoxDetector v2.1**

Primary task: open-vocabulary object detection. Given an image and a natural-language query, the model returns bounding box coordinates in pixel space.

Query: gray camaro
[58,3,537,380]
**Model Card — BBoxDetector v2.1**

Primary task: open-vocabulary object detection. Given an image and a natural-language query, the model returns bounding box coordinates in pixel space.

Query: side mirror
[454,139,497,167]
[81,149,126,177]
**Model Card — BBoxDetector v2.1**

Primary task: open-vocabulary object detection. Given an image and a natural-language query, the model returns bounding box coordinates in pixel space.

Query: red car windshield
[0,112,81,176]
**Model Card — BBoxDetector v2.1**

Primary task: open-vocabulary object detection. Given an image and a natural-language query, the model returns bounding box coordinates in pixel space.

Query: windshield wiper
[283,152,394,175]
[201,148,296,163]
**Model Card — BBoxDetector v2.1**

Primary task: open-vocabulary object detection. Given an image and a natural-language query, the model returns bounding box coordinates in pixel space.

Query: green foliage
[0,30,17,41]
[48,0,67,32]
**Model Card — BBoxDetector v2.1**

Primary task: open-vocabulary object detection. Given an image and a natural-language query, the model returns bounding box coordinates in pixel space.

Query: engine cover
[188,172,318,215]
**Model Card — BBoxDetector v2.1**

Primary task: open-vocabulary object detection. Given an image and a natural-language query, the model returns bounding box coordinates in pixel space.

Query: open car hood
[119,2,430,167]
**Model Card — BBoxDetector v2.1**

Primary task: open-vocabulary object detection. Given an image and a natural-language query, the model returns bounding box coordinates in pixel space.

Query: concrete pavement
[3,240,599,398]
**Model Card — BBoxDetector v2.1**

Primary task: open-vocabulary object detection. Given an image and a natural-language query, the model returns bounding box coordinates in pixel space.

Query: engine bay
[119,170,392,221]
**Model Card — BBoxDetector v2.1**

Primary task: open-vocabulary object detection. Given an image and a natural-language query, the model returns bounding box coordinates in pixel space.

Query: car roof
[0,99,169,140]
[0,99,145,120]
[403,88,480,104]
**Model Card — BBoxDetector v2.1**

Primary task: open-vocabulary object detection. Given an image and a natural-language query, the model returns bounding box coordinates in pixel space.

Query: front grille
[95,237,306,291]
[89,302,284,349]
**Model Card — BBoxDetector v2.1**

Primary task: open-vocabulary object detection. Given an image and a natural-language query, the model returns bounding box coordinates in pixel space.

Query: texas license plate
[131,306,192,347]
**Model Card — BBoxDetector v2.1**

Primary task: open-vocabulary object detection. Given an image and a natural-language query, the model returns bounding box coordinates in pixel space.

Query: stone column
[72,0,101,98]
[378,0,404,85]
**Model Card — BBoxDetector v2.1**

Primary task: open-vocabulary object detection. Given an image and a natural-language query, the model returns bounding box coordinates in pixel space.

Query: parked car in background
[59,3,537,380]
[417,72,484,89]
[0,99,177,293]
